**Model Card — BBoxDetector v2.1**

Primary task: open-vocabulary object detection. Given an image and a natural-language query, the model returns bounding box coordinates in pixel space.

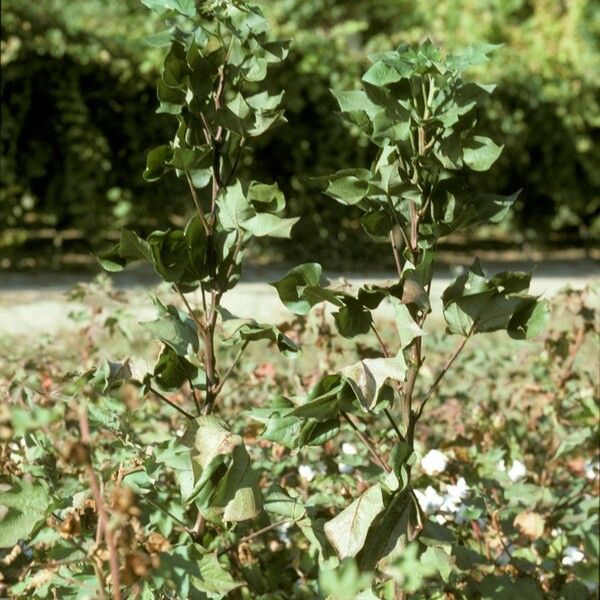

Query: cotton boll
[421,449,448,475]
[337,463,353,474]
[441,477,470,514]
[415,486,444,513]
[562,546,585,566]
[508,460,527,482]
[584,459,599,480]
[341,442,357,455]
[276,522,293,545]
[298,464,316,482]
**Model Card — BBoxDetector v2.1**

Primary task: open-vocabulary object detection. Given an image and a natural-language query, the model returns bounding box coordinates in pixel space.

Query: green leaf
[447,44,502,71]
[219,307,300,358]
[324,484,385,559]
[143,145,173,182]
[358,492,421,570]
[463,135,503,172]
[322,169,372,205]
[156,79,185,114]
[341,355,407,411]
[392,301,424,348]
[153,346,199,390]
[98,229,153,272]
[141,0,196,17]
[442,260,548,337]
[0,477,53,547]
[333,298,372,338]
[271,263,338,315]
[217,180,253,230]
[247,181,286,213]
[142,302,199,356]
[332,89,379,116]
[264,485,307,521]
[169,146,210,171]
[242,213,299,238]
[182,417,261,522]
[193,553,240,597]
[319,560,374,600]
[421,546,454,582]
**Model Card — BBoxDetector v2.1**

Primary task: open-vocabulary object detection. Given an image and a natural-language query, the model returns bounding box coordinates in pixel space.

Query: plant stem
[217,519,290,557]
[78,406,122,600]
[149,386,194,420]
[185,172,210,234]
[369,324,406,442]
[174,284,206,334]
[213,340,249,396]
[414,333,471,421]
[341,411,391,473]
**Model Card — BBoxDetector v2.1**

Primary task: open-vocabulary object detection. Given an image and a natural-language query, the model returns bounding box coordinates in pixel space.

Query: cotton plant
[261,40,549,584]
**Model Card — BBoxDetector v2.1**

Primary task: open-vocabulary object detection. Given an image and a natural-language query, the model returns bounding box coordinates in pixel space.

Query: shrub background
[1,0,599,267]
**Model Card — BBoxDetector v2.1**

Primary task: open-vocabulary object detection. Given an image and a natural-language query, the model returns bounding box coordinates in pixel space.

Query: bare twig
[341,411,391,473]
[185,172,210,234]
[149,386,194,420]
[217,519,290,557]
[414,333,471,421]
[213,340,249,396]
[174,284,206,335]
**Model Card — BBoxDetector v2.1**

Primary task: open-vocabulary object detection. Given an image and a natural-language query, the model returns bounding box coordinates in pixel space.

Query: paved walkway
[1,259,597,339]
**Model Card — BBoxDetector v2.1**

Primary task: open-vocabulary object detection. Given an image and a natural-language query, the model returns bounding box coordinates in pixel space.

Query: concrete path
[1,259,597,339]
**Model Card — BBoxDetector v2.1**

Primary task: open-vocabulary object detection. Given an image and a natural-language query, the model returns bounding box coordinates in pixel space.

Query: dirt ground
[1,258,598,340]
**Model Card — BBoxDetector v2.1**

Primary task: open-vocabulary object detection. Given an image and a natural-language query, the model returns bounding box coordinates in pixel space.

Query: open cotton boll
[507,459,527,482]
[341,442,357,455]
[338,463,353,474]
[276,522,293,545]
[298,464,316,481]
[584,459,599,480]
[421,449,448,475]
[415,486,444,513]
[441,477,470,514]
[562,546,585,566]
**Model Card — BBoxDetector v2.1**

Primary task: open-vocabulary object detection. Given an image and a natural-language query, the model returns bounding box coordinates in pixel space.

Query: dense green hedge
[1,0,598,266]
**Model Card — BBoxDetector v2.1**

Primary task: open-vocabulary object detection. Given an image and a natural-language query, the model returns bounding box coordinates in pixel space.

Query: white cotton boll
[341,442,358,455]
[508,460,527,482]
[276,522,293,545]
[415,486,444,513]
[298,464,316,481]
[441,477,470,514]
[338,463,353,474]
[562,546,585,566]
[584,459,599,480]
[497,459,506,472]
[421,449,448,475]
[435,514,447,525]
[551,528,564,538]
[446,477,469,499]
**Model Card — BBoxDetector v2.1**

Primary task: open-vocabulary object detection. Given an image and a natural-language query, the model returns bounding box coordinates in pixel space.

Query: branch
[217,519,290,557]
[341,411,391,473]
[174,284,206,335]
[78,406,122,600]
[414,333,471,421]
[185,172,210,234]
[213,340,250,396]
[149,386,195,420]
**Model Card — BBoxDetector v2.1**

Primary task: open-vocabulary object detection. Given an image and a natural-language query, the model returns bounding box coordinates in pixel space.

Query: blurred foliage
[1,0,599,267]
